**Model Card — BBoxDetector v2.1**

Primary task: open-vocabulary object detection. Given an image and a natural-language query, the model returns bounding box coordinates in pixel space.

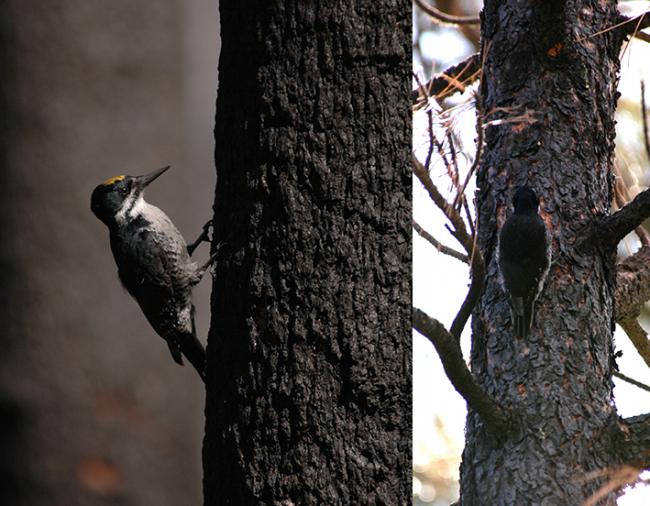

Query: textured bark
[204,1,411,505]
[615,245,650,366]
[461,1,624,504]
[616,245,650,321]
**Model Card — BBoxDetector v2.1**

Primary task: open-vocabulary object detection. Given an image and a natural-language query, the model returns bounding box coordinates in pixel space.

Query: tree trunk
[204,1,411,504]
[461,1,624,504]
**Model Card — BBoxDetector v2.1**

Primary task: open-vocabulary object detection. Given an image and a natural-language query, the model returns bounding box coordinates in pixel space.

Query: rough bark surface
[204,1,411,505]
[462,1,623,504]
[616,245,650,320]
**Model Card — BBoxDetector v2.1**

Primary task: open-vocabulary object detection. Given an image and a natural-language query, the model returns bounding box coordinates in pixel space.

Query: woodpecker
[498,186,551,337]
[91,166,212,381]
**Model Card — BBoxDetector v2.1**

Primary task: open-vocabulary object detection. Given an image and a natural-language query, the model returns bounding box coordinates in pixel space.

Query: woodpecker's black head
[512,186,540,215]
[91,166,169,227]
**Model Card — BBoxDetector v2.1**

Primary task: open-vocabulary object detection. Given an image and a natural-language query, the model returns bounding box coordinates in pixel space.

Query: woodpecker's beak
[136,166,170,190]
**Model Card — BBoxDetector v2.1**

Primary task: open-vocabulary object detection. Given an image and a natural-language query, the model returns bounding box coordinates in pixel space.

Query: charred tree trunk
[204,1,411,504]
[461,1,626,504]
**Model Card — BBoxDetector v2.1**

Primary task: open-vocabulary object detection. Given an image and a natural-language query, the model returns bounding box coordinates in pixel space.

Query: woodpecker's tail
[180,331,206,382]
[510,296,527,337]
[165,332,206,381]
[524,299,535,337]
[164,307,206,382]
[509,296,537,337]
[182,305,206,382]
[166,340,184,365]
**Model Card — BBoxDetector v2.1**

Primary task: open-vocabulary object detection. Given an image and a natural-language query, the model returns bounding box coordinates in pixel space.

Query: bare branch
[614,169,650,247]
[635,30,650,44]
[642,81,650,164]
[613,370,650,393]
[453,106,483,212]
[412,155,474,253]
[614,242,650,367]
[589,10,650,44]
[450,55,486,251]
[579,10,649,47]
[583,414,650,497]
[618,11,650,37]
[445,130,460,188]
[413,97,485,340]
[449,244,485,340]
[412,53,480,107]
[581,187,650,251]
[413,220,468,263]
[414,0,480,26]
[413,103,485,340]
[617,413,650,468]
[581,465,644,506]
[618,318,650,369]
[452,85,485,247]
[616,245,650,320]
[413,307,510,436]
[428,117,454,177]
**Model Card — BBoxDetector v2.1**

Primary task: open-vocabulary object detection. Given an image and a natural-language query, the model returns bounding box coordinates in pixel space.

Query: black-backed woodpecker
[91,166,212,381]
[498,186,551,337]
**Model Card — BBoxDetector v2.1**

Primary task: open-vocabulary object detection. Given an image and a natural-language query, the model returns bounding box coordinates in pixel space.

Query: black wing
[110,216,192,298]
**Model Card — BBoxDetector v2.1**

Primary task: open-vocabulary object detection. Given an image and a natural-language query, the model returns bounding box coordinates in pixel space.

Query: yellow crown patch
[102,175,125,186]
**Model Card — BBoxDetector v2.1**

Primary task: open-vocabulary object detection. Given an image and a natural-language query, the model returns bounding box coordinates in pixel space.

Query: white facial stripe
[128,195,147,218]
[115,190,144,224]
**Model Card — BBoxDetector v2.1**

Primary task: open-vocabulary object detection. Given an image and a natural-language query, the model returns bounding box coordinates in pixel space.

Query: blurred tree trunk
[463,1,625,504]
[204,1,411,504]
[0,2,215,505]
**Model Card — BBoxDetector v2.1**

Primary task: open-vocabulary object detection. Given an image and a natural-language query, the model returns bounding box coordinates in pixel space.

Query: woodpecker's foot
[198,243,221,279]
[187,219,214,256]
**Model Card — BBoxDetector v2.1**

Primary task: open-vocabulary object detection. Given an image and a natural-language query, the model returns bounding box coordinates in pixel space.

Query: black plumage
[498,186,551,337]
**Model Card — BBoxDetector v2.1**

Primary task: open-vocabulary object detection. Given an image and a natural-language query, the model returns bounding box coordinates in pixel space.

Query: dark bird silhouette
[498,186,551,337]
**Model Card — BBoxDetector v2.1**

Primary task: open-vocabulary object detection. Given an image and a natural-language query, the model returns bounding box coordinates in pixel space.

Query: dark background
[0,1,219,504]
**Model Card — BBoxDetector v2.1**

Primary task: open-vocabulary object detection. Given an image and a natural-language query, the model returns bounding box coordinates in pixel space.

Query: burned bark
[204,1,411,504]
[462,1,631,504]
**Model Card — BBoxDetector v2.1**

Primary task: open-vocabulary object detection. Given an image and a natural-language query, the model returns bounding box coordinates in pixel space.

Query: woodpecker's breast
[109,203,199,298]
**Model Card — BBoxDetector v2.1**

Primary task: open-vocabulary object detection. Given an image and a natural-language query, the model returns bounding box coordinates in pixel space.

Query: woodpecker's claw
[197,243,221,280]
[187,219,214,256]
[202,252,218,271]
[202,219,214,241]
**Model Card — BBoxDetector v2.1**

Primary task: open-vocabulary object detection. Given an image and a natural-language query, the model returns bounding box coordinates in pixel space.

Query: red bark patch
[547,42,564,57]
